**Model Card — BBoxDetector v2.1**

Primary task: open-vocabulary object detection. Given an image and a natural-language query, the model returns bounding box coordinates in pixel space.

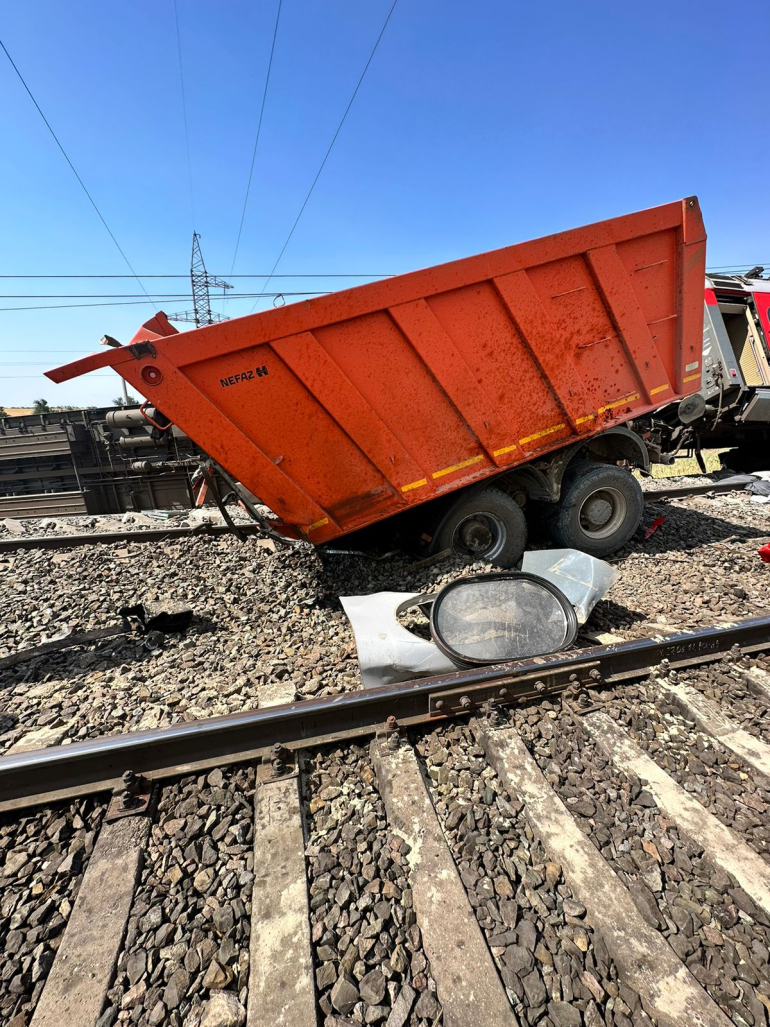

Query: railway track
[3,619,770,1027]
[0,474,749,555]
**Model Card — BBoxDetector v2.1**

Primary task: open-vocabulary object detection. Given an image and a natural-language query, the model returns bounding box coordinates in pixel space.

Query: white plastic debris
[340,592,455,688]
[342,550,619,687]
[520,549,619,625]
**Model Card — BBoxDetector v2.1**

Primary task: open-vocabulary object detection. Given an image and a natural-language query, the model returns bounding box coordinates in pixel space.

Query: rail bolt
[385,715,402,750]
[119,789,140,811]
[460,695,472,710]
[484,698,503,726]
[271,743,289,777]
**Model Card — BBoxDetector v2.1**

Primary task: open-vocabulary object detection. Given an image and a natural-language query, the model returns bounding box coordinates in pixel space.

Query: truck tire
[435,486,527,568]
[547,462,643,557]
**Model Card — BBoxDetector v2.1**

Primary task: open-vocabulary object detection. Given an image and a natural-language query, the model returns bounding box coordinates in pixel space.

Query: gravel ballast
[1,491,768,753]
[597,678,770,865]
[416,721,652,1027]
[102,765,255,1027]
[304,743,443,1026]
[0,798,106,1026]
[514,702,770,1026]
[681,658,770,747]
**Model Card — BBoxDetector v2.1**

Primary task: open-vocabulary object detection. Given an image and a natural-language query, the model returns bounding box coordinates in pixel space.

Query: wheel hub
[582,496,613,529]
[578,486,628,540]
[459,518,493,552]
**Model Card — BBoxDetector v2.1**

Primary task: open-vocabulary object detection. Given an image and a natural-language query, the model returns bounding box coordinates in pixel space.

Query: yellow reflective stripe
[519,423,566,446]
[432,455,485,479]
[308,517,328,531]
[401,478,428,493]
[650,384,670,396]
[597,392,640,414]
[493,444,518,457]
[576,413,597,425]
[683,372,701,383]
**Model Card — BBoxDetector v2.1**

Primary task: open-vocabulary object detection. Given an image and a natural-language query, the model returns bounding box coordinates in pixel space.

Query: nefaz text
[220,365,269,388]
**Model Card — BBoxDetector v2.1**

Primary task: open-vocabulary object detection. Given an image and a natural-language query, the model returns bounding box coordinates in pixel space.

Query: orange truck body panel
[48,197,706,543]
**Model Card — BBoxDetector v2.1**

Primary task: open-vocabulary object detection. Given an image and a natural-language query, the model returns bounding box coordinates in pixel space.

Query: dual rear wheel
[435,462,644,568]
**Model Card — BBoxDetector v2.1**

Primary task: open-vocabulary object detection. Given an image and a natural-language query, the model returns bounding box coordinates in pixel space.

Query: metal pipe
[117,436,162,450]
[105,408,157,429]
[1,615,768,812]
[128,459,199,473]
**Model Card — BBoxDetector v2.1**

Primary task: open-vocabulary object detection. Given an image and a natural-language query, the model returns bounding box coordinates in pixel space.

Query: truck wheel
[547,462,643,557]
[435,487,527,568]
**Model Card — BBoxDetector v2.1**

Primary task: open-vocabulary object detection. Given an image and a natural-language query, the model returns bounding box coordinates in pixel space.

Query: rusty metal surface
[47,199,707,544]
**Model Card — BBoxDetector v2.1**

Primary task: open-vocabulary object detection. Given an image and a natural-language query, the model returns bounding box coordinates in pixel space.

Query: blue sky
[1,0,769,407]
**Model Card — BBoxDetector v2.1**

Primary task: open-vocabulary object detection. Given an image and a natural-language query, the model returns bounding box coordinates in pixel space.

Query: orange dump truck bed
[48,197,706,544]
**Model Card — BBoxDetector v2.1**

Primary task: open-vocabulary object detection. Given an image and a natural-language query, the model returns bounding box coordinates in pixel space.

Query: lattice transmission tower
[168,232,232,326]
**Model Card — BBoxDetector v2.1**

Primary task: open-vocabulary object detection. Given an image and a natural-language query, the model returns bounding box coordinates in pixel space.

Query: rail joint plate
[429,661,601,717]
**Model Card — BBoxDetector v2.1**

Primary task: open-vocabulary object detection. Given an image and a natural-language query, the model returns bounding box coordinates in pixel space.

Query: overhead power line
[0,37,157,311]
[173,0,195,228]
[4,374,117,378]
[230,0,283,276]
[0,292,332,298]
[0,291,330,312]
[252,0,400,312]
[706,264,768,271]
[0,273,394,279]
[2,361,106,365]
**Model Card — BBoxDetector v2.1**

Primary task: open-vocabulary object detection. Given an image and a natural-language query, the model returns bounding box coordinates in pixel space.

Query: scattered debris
[340,592,454,688]
[520,549,619,624]
[644,515,667,540]
[0,602,193,672]
[343,550,618,685]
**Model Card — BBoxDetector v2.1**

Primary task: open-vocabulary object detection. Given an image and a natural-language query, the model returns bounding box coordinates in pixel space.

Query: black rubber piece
[435,486,528,568]
[547,461,643,557]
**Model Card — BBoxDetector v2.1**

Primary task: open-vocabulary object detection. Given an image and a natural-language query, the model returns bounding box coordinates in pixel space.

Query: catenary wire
[229,0,283,277]
[710,267,767,275]
[0,292,330,312]
[251,0,400,312]
[0,37,158,311]
[0,292,332,298]
[0,273,394,279]
[173,0,195,228]
[3,374,118,378]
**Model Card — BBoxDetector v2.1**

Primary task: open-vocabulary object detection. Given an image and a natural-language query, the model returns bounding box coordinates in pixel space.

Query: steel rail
[1,615,769,814]
[643,480,748,503]
[0,522,266,553]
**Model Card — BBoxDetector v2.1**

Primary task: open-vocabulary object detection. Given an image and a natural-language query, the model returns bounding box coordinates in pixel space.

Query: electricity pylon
[168,232,232,326]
